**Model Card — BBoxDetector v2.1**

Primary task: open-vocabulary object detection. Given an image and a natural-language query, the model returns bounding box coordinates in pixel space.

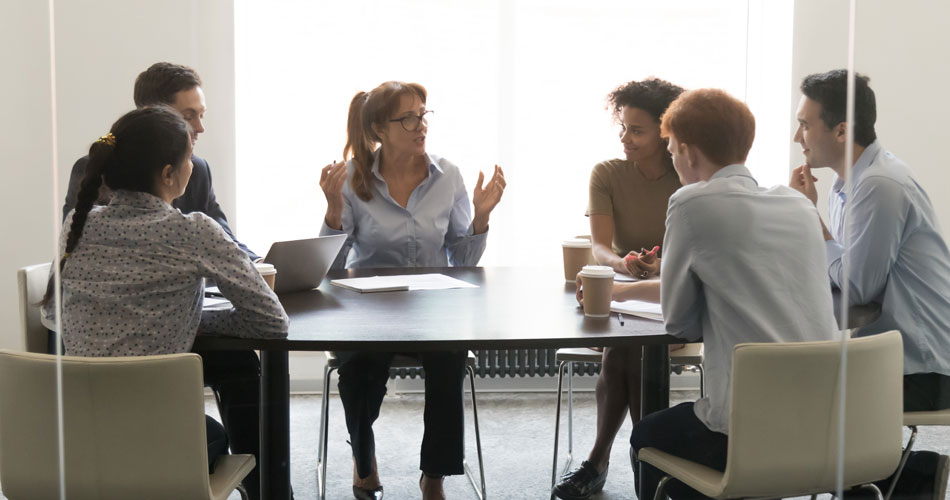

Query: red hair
[661,89,755,166]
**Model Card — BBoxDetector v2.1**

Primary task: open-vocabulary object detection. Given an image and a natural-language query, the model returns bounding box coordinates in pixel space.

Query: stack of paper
[330,273,479,293]
[610,299,663,321]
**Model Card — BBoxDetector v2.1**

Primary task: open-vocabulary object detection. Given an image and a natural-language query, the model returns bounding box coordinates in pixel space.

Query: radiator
[389,349,602,379]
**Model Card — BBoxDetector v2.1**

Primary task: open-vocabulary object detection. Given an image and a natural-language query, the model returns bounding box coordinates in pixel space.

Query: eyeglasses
[389,110,433,132]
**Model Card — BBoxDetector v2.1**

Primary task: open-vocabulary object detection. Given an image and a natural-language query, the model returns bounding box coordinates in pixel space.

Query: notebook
[262,234,347,293]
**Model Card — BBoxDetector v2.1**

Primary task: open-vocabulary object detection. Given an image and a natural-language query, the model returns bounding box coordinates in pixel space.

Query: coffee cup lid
[562,238,592,248]
[254,262,276,274]
[579,265,614,278]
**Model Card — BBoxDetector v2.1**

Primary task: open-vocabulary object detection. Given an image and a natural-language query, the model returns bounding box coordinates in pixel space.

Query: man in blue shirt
[790,69,950,498]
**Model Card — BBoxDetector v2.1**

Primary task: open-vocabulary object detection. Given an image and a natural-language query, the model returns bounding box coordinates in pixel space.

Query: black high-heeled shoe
[352,484,383,500]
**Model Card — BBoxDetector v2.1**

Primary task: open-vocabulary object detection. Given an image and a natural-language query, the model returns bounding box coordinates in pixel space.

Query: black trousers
[335,350,467,479]
[194,348,262,500]
[206,415,229,472]
[877,373,950,499]
[631,402,728,500]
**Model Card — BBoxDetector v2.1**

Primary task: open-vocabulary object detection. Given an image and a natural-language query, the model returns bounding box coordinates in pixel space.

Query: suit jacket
[63,154,260,260]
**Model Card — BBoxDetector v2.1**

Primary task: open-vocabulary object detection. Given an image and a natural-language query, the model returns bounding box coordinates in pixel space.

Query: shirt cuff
[320,220,346,236]
[825,239,844,284]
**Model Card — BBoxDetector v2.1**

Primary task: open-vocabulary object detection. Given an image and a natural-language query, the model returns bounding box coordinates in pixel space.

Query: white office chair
[17,262,52,353]
[0,350,255,500]
[550,343,704,492]
[316,351,486,500]
[638,331,904,500]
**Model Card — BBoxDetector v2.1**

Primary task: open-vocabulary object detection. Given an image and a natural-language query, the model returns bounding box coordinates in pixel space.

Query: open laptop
[262,234,347,294]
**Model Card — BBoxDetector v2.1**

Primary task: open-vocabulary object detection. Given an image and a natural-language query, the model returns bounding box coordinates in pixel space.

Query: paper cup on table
[579,265,614,318]
[254,262,277,291]
[562,238,593,282]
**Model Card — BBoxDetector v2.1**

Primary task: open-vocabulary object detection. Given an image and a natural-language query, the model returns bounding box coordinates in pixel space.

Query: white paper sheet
[331,273,479,293]
[610,299,663,321]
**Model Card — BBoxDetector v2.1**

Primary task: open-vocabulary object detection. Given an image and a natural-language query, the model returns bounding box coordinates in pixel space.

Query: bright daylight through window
[235,0,792,266]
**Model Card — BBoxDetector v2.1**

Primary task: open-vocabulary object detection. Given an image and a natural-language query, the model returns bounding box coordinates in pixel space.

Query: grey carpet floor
[3,389,948,499]
[222,389,950,500]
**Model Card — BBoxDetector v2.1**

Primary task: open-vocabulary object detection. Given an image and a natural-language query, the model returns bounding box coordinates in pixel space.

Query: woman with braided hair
[41,105,288,483]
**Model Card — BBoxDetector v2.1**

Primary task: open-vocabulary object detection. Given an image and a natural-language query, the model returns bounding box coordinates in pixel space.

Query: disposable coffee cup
[579,265,614,318]
[563,238,593,283]
[254,262,277,291]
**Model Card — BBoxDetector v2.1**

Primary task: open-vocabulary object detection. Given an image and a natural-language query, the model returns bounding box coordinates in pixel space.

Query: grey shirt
[43,190,288,356]
[660,165,838,434]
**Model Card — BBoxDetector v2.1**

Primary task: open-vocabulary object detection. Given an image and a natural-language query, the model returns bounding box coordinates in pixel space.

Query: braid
[40,141,111,306]
[40,106,191,308]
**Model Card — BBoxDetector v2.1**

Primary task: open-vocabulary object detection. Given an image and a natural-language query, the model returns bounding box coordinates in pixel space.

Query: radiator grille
[388,349,602,379]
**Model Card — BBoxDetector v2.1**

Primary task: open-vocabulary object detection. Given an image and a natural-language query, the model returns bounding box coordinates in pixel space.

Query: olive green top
[586,158,681,256]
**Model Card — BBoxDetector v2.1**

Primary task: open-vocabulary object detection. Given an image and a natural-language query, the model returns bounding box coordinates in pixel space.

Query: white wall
[790,0,950,235]
[0,0,236,350]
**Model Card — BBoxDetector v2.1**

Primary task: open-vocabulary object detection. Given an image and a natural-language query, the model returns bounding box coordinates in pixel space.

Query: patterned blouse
[43,190,288,356]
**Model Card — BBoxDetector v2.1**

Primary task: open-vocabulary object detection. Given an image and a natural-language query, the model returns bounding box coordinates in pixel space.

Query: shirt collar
[370,149,442,182]
[709,164,758,185]
[109,190,173,210]
[832,140,883,194]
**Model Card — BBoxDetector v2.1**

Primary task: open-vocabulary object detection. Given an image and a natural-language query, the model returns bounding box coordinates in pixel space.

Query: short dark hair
[800,69,877,147]
[133,62,203,108]
[607,77,685,122]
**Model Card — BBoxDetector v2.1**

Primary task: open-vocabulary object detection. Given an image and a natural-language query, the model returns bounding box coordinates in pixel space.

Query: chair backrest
[17,263,52,353]
[0,350,214,500]
[720,331,904,497]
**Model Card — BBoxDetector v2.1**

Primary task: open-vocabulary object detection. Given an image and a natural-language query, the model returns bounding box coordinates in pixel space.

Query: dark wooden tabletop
[194,266,674,351]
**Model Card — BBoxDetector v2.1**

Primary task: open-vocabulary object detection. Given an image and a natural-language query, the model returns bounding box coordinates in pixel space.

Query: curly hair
[607,77,685,122]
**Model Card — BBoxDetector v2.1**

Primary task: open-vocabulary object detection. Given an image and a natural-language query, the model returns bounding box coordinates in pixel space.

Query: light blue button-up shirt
[661,164,838,433]
[320,151,487,269]
[827,141,950,376]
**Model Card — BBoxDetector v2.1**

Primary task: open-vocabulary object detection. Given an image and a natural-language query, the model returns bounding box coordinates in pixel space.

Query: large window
[235,0,792,266]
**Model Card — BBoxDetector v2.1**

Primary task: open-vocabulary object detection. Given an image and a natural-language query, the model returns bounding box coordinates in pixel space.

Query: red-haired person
[582,89,837,499]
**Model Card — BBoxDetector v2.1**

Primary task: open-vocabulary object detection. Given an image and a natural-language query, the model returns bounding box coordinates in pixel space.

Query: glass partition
[4,0,950,498]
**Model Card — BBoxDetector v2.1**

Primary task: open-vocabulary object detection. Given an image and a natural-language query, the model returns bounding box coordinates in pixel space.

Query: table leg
[261,350,291,500]
[638,344,669,500]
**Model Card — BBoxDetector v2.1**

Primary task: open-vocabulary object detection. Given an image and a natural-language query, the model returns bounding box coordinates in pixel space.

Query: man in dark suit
[62,62,265,500]
[62,63,259,260]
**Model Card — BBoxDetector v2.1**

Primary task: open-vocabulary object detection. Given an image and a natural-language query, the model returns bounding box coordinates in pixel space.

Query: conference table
[193,266,678,500]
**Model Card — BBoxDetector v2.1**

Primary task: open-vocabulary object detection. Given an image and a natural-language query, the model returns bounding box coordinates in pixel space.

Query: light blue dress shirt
[320,151,487,269]
[827,141,950,376]
[661,165,838,433]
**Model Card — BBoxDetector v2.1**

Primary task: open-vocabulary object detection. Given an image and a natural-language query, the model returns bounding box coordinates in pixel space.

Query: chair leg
[551,360,569,499]
[653,475,673,500]
[884,425,918,500]
[236,482,250,500]
[462,365,486,500]
[858,482,885,500]
[566,360,574,473]
[696,364,705,398]
[316,365,336,500]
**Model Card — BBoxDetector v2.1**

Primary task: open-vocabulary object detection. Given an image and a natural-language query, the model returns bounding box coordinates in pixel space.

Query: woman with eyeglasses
[319,81,506,500]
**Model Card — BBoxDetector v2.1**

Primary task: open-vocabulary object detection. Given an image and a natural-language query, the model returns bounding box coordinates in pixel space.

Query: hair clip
[96,132,116,147]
